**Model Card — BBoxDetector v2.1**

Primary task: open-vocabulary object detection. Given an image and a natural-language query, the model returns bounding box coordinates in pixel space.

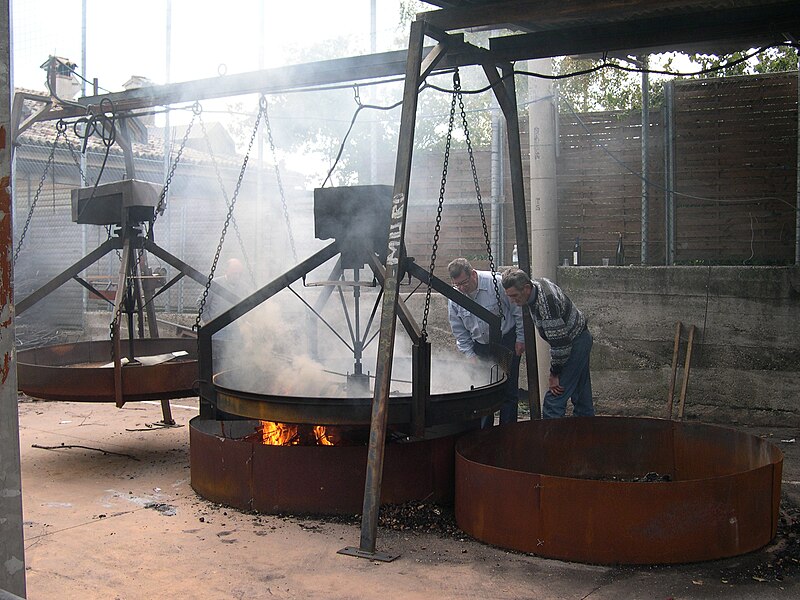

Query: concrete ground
[16,396,800,600]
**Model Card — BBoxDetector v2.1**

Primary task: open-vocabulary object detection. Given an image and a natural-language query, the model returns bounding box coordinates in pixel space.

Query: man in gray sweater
[501,268,594,419]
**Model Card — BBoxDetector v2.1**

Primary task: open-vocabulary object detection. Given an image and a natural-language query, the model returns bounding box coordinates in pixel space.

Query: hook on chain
[352,84,362,107]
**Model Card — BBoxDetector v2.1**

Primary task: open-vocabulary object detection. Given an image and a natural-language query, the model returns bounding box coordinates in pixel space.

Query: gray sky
[12,0,413,94]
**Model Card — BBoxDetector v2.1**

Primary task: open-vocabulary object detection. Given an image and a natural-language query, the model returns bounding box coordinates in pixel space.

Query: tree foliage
[680,46,798,78]
[555,46,798,112]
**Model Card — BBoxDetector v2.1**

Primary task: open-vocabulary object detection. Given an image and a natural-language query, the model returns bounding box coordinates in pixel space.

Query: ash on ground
[717,496,800,583]
[247,493,800,586]
[323,502,462,538]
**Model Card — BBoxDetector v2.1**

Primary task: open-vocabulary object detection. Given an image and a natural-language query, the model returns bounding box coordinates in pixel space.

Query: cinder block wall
[413,265,800,427]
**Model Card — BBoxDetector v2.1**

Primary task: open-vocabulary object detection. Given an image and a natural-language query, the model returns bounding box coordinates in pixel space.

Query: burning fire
[256,420,335,446]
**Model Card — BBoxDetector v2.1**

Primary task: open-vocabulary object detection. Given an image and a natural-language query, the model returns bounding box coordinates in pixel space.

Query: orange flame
[256,421,335,446]
[313,425,335,446]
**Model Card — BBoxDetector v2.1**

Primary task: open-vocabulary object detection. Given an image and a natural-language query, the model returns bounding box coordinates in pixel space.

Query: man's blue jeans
[542,328,594,419]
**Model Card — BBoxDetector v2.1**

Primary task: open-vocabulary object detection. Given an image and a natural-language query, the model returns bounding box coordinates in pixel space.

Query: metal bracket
[337,546,399,562]
[303,280,377,288]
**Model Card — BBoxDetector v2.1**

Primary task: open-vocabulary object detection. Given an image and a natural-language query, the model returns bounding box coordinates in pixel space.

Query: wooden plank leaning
[677,325,696,420]
[666,321,682,418]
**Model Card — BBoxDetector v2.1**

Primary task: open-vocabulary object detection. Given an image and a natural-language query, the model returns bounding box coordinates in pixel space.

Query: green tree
[682,46,797,77]
[554,46,798,112]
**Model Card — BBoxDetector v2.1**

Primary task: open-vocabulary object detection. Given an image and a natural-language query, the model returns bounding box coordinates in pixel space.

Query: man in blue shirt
[501,268,594,419]
[447,258,524,427]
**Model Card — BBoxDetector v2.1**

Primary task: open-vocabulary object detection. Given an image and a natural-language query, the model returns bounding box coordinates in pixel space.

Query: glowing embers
[251,421,369,447]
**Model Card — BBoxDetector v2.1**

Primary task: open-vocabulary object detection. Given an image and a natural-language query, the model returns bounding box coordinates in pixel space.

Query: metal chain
[198,109,256,286]
[195,95,265,330]
[264,97,298,263]
[111,102,198,355]
[64,136,88,186]
[421,74,459,337]
[457,75,504,322]
[13,121,67,264]
[152,102,200,228]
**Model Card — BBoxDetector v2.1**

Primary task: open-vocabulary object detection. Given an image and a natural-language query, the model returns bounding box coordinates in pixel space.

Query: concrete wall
[413,265,800,427]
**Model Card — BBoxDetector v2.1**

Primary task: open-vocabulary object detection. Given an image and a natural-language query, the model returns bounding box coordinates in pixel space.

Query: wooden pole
[666,321,681,418]
[677,325,696,420]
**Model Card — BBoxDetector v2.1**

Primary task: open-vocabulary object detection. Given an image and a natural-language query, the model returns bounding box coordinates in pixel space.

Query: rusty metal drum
[455,416,783,565]
[190,417,459,514]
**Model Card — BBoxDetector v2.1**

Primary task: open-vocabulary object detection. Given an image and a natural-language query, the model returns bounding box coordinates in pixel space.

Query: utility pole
[1,0,28,594]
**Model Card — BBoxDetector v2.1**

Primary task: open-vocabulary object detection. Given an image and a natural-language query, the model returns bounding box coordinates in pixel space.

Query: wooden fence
[396,71,799,271]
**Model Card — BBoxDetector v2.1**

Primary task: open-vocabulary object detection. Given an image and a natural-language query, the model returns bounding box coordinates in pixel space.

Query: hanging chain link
[152,102,200,228]
[13,121,68,264]
[64,136,88,186]
[195,95,265,330]
[198,109,256,286]
[457,73,504,322]
[421,74,459,337]
[264,97,298,264]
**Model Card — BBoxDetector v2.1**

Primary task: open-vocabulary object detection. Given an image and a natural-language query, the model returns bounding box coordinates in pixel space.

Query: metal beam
[15,237,120,315]
[366,253,422,344]
[197,241,340,417]
[488,3,799,61]
[141,238,239,305]
[29,46,491,122]
[404,259,500,335]
[420,0,794,34]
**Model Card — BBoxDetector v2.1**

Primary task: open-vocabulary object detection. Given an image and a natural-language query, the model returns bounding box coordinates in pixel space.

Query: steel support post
[483,62,541,419]
[339,19,430,563]
[112,237,134,407]
[411,339,431,439]
[1,0,26,590]
[137,249,175,425]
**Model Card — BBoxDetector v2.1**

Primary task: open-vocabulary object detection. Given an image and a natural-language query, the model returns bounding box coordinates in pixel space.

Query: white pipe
[527,58,559,406]
[795,49,799,265]
[641,55,650,264]
[490,101,502,264]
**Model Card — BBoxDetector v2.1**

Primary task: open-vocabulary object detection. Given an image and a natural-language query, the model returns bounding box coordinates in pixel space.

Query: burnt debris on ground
[717,496,800,583]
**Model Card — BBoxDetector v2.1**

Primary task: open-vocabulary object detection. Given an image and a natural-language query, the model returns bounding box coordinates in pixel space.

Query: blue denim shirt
[448,271,523,358]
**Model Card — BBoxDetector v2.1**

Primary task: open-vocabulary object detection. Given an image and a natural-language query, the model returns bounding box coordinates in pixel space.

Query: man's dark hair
[447,258,473,280]
[501,268,532,290]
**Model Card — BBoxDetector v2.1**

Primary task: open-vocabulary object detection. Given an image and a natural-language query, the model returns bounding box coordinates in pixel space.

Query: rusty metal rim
[17,339,199,402]
[454,417,784,565]
[213,371,507,426]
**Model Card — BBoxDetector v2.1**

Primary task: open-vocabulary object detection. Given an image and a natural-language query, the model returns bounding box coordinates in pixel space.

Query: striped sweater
[525,278,587,375]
